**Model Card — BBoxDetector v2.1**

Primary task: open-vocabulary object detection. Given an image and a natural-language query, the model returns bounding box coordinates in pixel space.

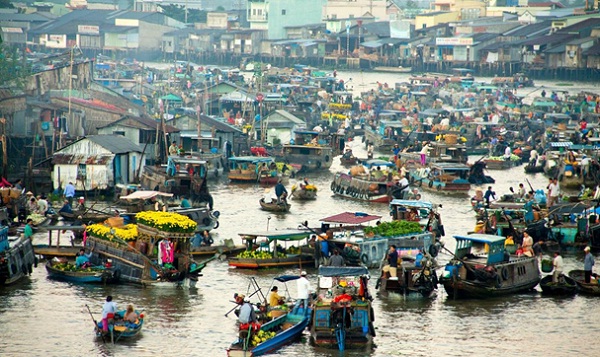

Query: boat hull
[377,266,438,298]
[440,256,540,299]
[409,174,470,195]
[484,159,521,170]
[310,303,374,350]
[0,233,36,286]
[331,173,400,203]
[227,313,309,357]
[540,274,578,295]
[259,199,291,212]
[45,261,116,284]
[291,189,317,200]
[568,270,600,295]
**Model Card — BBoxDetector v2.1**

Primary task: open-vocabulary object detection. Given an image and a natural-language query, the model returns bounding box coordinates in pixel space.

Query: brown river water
[1,71,599,356]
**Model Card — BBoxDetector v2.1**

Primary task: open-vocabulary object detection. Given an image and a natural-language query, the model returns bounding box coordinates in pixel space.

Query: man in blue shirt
[64,181,76,205]
[484,186,496,207]
[275,180,288,204]
[383,245,399,279]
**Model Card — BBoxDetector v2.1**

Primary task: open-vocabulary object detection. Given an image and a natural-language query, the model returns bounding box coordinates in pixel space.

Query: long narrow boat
[311,266,375,351]
[439,234,540,299]
[45,260,118,284]
[228,230,313,269]
[95,309,144,342]
[539,274,578,296]
[227,312,309,356]
[568,270,600,295]
[409,162,472,195]
[331,160,403,203]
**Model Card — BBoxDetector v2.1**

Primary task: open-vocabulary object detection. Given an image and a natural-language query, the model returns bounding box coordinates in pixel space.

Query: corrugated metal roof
[319,212,382,224]
[86,135,143,154]
[52,153,113,165]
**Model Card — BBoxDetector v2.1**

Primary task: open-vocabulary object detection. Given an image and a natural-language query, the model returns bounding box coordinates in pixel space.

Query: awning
[119,191,174,200]
[361,40,383,48]
[319,212,381,224]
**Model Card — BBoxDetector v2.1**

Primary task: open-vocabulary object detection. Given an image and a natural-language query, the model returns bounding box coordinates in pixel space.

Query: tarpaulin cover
[319,212,381,224]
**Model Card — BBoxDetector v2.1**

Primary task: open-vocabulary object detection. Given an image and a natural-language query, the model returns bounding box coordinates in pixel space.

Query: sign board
[77,164,87,180]
[2,27,23,33]
[78,25,99,35]
[435,37,473,46]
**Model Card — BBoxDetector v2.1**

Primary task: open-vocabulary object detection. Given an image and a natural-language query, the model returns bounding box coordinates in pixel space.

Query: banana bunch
[251,330,277,346]
[488,154,521,162]
[27,213,47,225]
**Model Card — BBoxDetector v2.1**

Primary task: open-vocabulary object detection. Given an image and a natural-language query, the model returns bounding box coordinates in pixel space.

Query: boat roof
[167,156,207,165]
[389,200,433,209]
[119,191,174,200]
[294,130,321,135]
[228,156,274,163]
[319,212,382,224]
[362,159,395,168]
[318,266,369,277]
[238,229,310,241]
[274,275,301,282]
[453,234,506,245]
[431,162,470,170]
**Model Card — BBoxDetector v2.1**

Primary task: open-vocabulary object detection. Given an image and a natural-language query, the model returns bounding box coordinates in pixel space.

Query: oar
[85,304,105,344]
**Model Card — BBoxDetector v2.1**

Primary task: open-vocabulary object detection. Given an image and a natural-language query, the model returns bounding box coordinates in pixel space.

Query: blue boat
[95,309,144,342]
[45,260,118,284]
[310,266,374,351]
[0,225,37,285]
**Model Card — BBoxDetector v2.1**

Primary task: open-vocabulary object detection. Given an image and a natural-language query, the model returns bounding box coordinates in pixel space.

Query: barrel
[541,257,553,273]
[445,134,458,144]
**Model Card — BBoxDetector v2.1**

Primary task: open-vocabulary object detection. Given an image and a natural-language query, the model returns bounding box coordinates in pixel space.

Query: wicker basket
[445,134,458,145]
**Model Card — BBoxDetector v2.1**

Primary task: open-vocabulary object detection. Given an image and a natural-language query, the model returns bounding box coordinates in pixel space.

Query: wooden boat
[0,227,36,285]
[331,160,404,203]
[228,156,289,184]
[376,256,438,298]
[59,211,112,223]
[373,66,412,73]
[259,198,290,212]
[140,155,211,201]
[228,230,313,269]
[95,309,144,342]
[439,234,540,299]
[45,260,118,284]
[409,163,472,195]
[488,195,526,210]
[484,158,521,170]
[310,266,374,351]
[227,312,309,356]
[568,270,600,295]
[539,274,578,296]
[339,151,359,166]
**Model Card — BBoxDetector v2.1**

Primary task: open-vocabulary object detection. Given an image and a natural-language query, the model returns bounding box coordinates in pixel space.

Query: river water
[2,71,599,356]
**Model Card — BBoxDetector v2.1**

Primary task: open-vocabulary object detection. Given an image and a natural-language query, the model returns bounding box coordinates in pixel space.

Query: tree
[0,44,30,89]
[158,4,207,23]
[0,0,14,9]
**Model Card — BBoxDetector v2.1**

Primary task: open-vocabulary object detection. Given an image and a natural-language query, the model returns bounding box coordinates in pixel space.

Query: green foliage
[0,44,30,89]
[363,220,422,237]
[158,4,207,23]
[0,0,14,9]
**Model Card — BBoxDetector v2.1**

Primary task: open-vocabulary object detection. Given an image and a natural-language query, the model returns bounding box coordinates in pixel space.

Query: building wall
[207,13,229,28]
[415,12,458,29]
[267,0,326,40]
[248,0,269,30]
[53,163,111,190]
[323,0,387,21]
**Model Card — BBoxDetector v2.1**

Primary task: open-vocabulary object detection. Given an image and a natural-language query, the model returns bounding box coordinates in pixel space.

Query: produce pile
[135,211,197,233]
[487,154,521,162]
[251,330,277,347]
[27,213,47,225]
[52,262,104,272]
[236,251,286,259]
[328,103,352,110]
[321,112,347,121]
[363,220,423,237]
[86,224,138,241]
[292,184,318,192]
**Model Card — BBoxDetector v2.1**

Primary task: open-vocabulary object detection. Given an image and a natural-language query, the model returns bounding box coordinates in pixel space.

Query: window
[113,131,125,136]
[282,9,286,15]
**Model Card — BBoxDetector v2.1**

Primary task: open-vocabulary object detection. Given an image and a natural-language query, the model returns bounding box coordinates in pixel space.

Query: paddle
[85,304,105,344]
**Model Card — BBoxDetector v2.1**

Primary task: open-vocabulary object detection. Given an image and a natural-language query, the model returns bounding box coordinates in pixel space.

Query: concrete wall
[267,0,326,40]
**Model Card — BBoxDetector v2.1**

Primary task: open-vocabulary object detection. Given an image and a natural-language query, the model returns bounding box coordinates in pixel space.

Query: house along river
[1,71,599,356]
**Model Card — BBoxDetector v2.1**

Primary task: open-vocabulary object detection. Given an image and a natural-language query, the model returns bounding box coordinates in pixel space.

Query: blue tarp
[389,200,433,209]
[318,266,369,277]
[274,275,301,283]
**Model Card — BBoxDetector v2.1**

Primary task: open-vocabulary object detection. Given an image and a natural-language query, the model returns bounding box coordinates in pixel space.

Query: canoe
[568,270,600,295]
[540,274,578,296]
[227,312,310,356]
[45,260,118,284]
[259,198,290,212]
[95,310,144,342]
[59,211,112,223]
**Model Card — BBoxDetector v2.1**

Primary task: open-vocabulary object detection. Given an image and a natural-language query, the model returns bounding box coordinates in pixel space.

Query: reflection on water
[2,71,600,355]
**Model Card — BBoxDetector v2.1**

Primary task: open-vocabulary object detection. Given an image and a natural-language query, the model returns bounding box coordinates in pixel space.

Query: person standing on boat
[367,143,374,159]
[275,180,288,204]
[521,232,534,257]
[547,178,560,207]
[328,249,345,266]
[237,295,258,325]
[101,296,117,333]
[517,183,526,199]
[382,245,399,279]
[552,251,564,283]
[584,246,595,283]
[484,186,496,207]
[63,181,76,206]
[169,141,178,156]
[392,143,401,161]
[419,142,431,166]
[75,247,93,268]
[294,271,312,315]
